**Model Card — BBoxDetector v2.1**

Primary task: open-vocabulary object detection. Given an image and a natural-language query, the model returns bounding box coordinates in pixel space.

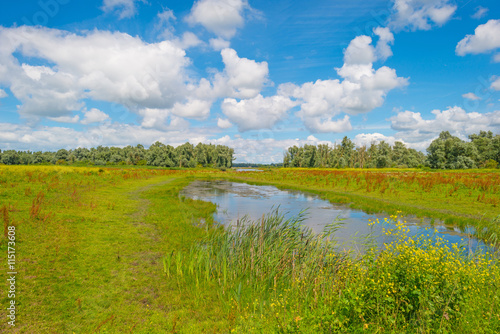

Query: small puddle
[181,180,490,253]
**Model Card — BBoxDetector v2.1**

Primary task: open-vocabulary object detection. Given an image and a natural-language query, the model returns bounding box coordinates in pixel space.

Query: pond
[180,180,489,253]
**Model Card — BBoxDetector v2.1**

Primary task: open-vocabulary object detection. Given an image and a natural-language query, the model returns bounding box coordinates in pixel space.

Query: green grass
[0,166,226,332]
[1,166,499,333]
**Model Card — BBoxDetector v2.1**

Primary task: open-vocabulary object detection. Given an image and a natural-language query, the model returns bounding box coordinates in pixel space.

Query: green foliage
[283,140,426,169]
[284,131,499,170]
[0,142,235,169]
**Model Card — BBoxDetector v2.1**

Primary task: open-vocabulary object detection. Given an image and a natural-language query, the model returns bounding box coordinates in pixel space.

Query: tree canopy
[0,142,235,168]
[283,132,500,169]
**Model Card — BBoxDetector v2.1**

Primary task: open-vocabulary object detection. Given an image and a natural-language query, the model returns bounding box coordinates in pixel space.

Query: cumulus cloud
[491,77,500,91]
[0,121,207,152]
[209,37,230,51]
[171,99,212,119]
[462,92,481,100]
[389,0,457,31]
[389,107,500,147]
[472,6,488,20]
[302,115,352,133]
[212,48,269,99]
[101,0,145,19]
[186,0,250,39]
[217,118,233,129]
[456,20,500,57]
[221,94,296,131]
[172,32,204,49]
[279,33,407,133]
[81,108,110,124]
[138,107,191,131]
[374,27,395,61]
[0,89,7,98]
[0,26,192,119]
[354,133,398,147]
[48,115,80,123]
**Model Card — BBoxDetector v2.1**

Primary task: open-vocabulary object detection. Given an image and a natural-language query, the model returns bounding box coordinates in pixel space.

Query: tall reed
[176,209,347,308]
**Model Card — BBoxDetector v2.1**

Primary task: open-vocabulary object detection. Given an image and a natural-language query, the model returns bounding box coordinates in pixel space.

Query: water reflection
[180,180,488,252]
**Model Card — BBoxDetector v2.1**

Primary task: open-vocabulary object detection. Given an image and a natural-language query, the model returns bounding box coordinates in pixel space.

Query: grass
[0,165,499,332]
[0,166,224,332]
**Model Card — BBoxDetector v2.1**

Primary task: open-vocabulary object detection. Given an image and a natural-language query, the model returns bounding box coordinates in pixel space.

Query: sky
[0,0,499,163]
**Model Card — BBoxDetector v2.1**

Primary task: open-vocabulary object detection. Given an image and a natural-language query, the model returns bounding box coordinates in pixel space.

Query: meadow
[0,165,499,333]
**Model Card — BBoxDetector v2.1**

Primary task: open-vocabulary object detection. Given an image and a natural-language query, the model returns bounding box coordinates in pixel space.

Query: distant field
[0,166,499,333]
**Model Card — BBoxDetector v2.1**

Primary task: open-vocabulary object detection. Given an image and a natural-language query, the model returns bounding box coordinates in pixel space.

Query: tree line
[0,142,235,168]
[283,131,500,169]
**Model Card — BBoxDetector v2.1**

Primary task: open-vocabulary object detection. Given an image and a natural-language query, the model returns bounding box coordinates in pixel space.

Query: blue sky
[0,0,499,163]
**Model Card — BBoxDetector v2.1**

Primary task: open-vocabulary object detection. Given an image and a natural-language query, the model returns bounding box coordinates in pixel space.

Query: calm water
[180,180,488,252]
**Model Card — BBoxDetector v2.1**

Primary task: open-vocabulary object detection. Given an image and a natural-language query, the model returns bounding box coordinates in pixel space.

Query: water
[233,168,263,172]
[180,180,489,253]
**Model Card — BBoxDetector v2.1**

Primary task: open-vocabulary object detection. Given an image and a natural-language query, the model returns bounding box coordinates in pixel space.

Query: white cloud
[491,77,500,91]
[21,64,56,81]
[354,133,398,147]
[374,27,394,61]
[209,37,230,51]
[213,48,269,99]
[221,94,296,131]
[48,115,80,123]
[155,9,177,40]
[0,89,7,98]
[171,99,212,119]
[389,107,500,147]
[101,0,145,19]
[0,122,208,152]
[280,33,407,133]
[0,26,191,118]
[186,0,250,39]
[462,92,481,100]
[138,108,191,131]
[494,53,500,63]
[173,32,204,49]
[389,0,457,31]
[456,20,500,56]
[302,115,352,133]
[217,118,233,128]
[157,8,176,23]
[81,108,110,124]
[471,6,488,20]
[342,35,376,65]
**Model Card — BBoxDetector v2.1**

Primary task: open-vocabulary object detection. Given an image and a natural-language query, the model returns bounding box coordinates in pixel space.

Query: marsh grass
[174,208,346,303]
